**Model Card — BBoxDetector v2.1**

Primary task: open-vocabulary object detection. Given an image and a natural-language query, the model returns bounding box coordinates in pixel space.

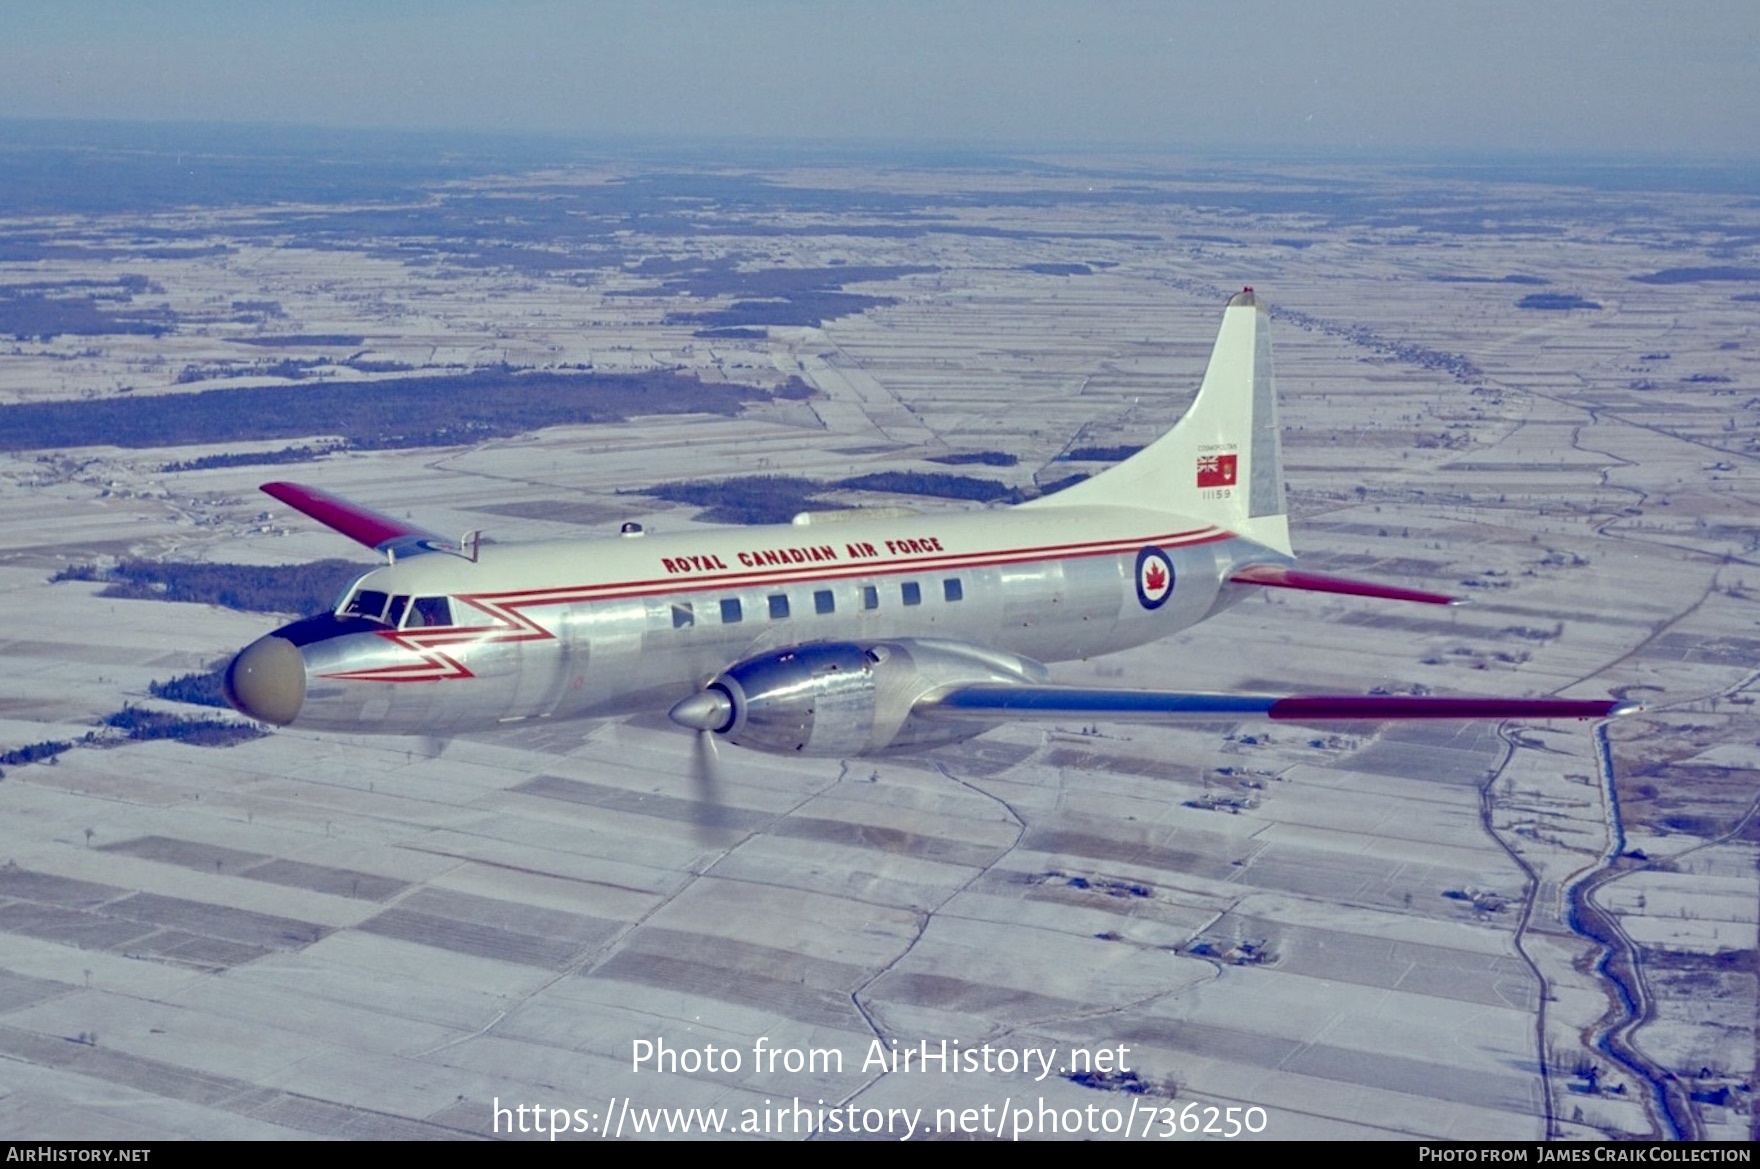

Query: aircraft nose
[224,635,306,726]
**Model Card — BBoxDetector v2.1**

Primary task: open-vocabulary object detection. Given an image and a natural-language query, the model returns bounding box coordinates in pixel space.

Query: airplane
[223,288,1630,756]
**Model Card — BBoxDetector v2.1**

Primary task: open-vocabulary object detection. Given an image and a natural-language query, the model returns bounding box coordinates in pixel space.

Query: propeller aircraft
[223,289,1630,756]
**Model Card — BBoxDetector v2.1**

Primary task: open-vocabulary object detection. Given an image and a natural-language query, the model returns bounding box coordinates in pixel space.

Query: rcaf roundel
[1135,546,1175,610]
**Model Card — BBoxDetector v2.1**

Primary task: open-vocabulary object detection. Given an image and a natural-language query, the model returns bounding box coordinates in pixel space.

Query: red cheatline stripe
[476,528,1230,608]
[485,529,1217,600]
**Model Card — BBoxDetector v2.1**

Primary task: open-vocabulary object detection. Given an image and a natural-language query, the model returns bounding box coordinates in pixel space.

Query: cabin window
[385,595,410,627]
[720,598,743,624]
[901,581,922,606]
[672,602,694,629]
[943,578,963,603]
[861,585,879,611]
[768,594,790,620]
[814,589,835,615]
[406,596,452,628]
[342,589,389,622]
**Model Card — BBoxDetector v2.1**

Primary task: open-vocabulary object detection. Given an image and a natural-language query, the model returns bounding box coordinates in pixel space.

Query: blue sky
[6,1,1755,159]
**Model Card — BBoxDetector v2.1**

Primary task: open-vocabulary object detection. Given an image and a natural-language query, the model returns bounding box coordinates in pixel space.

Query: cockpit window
[334,574,371,614]
[340,590,470,630]
[342,589,390,621]
[405,596,452,628]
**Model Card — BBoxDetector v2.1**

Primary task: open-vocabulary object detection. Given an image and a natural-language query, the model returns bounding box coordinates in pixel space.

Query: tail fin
[1024,288,1290,555]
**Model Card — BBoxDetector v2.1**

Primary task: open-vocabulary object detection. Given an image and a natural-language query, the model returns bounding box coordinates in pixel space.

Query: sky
[4,1,1756,160]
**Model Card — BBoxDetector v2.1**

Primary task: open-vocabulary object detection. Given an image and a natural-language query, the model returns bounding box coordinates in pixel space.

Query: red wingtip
[1230,564,1458,606]
[262,482,434,551]
[1268,696,1629,721]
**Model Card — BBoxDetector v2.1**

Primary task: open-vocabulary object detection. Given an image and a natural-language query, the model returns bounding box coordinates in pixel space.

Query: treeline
[1272,304,1484,384]
[0,367,774,453]
[161,444,340,473]
[1630,266,1760,284]
[103,707,262,748]
[638,467,1056,524]
[638,476,835,524]
[840,471,1019,504]
[176,357,326,383]
[0,739,76,768]
[1061,445,1143,462]
[666,292,896,329]
[1037,472,1089,496]
[692,327,767,340]
[0,703,259,778]
[150,667,229,708]
[174,354,415,384]
[1517,293,1602,310]
[1,291,173,339]
[633,261,934,301]
[55,559,365,616]
[928,451,1018,467]
[648,261,933,330]
[232,333,363,347]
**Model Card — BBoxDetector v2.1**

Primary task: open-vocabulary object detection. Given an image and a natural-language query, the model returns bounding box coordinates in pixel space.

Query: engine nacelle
[679,639,1048,757]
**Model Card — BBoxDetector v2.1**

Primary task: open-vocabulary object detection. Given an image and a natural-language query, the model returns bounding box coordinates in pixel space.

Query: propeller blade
[689,727,732,841]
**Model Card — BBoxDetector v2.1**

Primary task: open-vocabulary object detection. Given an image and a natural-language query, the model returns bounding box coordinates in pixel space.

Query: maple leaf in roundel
[1144,561,1168,593]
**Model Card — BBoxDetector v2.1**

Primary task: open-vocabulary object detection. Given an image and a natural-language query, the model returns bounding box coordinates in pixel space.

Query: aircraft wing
[261,481,454,560]
[920,685,1632,723]
[1229,564,1460,606]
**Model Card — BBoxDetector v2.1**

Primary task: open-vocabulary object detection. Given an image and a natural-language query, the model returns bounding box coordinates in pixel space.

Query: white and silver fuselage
[227,503,1277,737]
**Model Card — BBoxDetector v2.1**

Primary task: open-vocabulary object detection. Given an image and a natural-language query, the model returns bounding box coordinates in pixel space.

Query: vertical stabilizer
[1024,289,1290,555]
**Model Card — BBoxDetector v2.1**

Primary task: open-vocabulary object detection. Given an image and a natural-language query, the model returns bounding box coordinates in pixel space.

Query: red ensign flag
[1196,453,1237,487]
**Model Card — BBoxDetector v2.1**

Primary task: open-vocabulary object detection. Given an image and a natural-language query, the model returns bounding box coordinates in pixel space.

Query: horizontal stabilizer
[922,685,1632,724]
[1230,564,1460,606]
[262,481,447,558]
